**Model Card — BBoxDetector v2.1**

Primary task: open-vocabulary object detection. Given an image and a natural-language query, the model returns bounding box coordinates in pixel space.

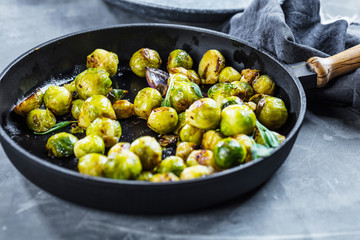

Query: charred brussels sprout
[169,80,202,113]
[78,95,116,129]
[78,153,108,177]
[74,135,105,159]
[202,130,224,151]
[179,124,204,145]
[219,67,241,83]
[103,149,142,180]
[232,81,254,101]
[233,134,253,163]
[240,69,260,85]
[150,172,179,182]
[75,68,112,100]
[113,100,134,119]
[26,108,56,133]
[220,104,256,136]
[186,150,216,170]
[147,107,178,134]
[185,98,221,130]
[130,136,162,170]
[86,117,122,147]
[252,75,275,96]
[220,96,243,110]
[157,156,186,177]
[208,82,245,104]
[130,48,162,77]
[168,67,200,85]
[45,132,78,158]
[43,86,72,116]
[13,89,43,116]
[180,165,212,180]
[136,171,154,181]
[86,49,119,77]
[167,49,193,71]
[198,49,225,84]
[256,96,288,129]
[134,87,162,119]
[71,99,84,120]
[175,142,198,160]
[173,111,186,135]
[213,138,247,169]
[108,142,131,156]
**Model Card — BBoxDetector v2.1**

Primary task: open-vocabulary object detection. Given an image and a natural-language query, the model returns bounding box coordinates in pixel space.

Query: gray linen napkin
[225,0,360,112]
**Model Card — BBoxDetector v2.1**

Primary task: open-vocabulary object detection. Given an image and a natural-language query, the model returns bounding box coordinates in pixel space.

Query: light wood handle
[306,44,360,87]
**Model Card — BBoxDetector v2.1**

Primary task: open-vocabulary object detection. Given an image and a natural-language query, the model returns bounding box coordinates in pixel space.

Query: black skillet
[0,24,359,214]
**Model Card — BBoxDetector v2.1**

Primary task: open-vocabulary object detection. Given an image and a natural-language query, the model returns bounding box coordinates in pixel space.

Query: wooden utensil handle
[306,44,360,87]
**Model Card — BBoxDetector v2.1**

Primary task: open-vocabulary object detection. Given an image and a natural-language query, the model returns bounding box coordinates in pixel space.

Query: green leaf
[108,89,128,103]
[256,121,279,148]
[34,121,77,135]
[161,76,175,107]
[190,82,203,98]
[250,141,273,159]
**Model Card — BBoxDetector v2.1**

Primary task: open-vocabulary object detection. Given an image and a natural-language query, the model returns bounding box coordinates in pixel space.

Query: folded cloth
[224,0,360,112]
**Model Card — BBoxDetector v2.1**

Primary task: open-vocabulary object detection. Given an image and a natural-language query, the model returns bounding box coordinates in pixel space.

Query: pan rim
[0,23,307,187]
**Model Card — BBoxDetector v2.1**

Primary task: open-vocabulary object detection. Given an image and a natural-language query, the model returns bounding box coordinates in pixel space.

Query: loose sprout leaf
[250,140,273,159]
[256,121,279,148]
[190,82,203,98]
[34,121,77,135]
[108,89,128,103]
[161,76,175,107]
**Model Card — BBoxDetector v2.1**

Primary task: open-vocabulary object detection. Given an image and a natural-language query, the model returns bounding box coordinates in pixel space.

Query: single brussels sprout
[108,142,131,156]
[74,135,105,159]
[130,136,162,170]
[179,124,204,145]
[86,117,122,147]
[252,75,275,96]
[240,69,260,85]
[113,100,134,119]
[78,153,108,177]
[130,48,162,77]
[150,172,179,182]
[78,95,116,129]
[173,112,186,135]
[186,150,216,170]
[167,49,193,71]
[198,49,225,84]
[169,81,202,113]
[220,96,243,110]
[254,128,286,146]
[45,132,78,158]
[220,104,256,136]
[147,107,178,134]
[71,99,84,120]
[219,67,241,83]
[26,108,56,133]
[168,67,200,85]
[13,89,43,116]
[201,130,224,151]
[103,149,142,180]
[185,98,221,130]
[75,68,112,100]
[44,86,72,116]
[157,156,186,177]
[168,72,191,84]
[233,134,253,163]
[133,87,162,119]
[175,142,198,160]
[232,81,254,101]
[256,96,288,129]
[136,171,154,181]
[208,82,246,104]
[244,102,257,112]
[63,81,78,99]
[86,48,119,77]
[180,165,212,180]
[213,138,247,169]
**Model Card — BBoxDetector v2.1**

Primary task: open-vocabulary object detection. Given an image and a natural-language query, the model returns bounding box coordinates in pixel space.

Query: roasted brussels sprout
[219,67,241,83]
[167,49,193,71]
[130,48,162,77]
[13,89,43,116]
[175,142,198,160]
[256,96,288,129]
[232,81,254,101]
[45,132,78,158]
[43,86,72,116]
[180,165,212,180]
[220,104,256,136]
[185,98,221,130]
[103,149,142,180]
[198,49,225,84]
[74,68,112,100]
[208,82,245,104]
[86,117,122,147]
[136,171,154,181]
[26,108,56,133]
[240,69,260,85]
[233,134,253,163]
[169,80,202,113]
[158,134,178,147]
[186,150,216,170]
[78,95,116,129]
[150,172,179,182]
[71,99,84,120]
[130,136,162,170]
[179,124,204,145]
[168,67,200,85]
[252,75,275,96]
[147,107,178,134]
[173,111,186,135]
[78,153,108,177]
[133,87,162,119]
[220,96,243,110]
[213,138,247,169]
[113,100,134,119]
[157,156,186,177]
[201,130,224,151]
[74,135,105,159]
[107,142,131,156]
[86,49,119,77]
[244,102,257,112]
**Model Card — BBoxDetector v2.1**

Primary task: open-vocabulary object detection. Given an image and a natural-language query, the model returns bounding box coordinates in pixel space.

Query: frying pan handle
[306,44,360,87]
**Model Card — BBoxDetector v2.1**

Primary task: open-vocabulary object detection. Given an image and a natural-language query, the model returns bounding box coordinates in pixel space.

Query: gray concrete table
[1,1,360,239]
